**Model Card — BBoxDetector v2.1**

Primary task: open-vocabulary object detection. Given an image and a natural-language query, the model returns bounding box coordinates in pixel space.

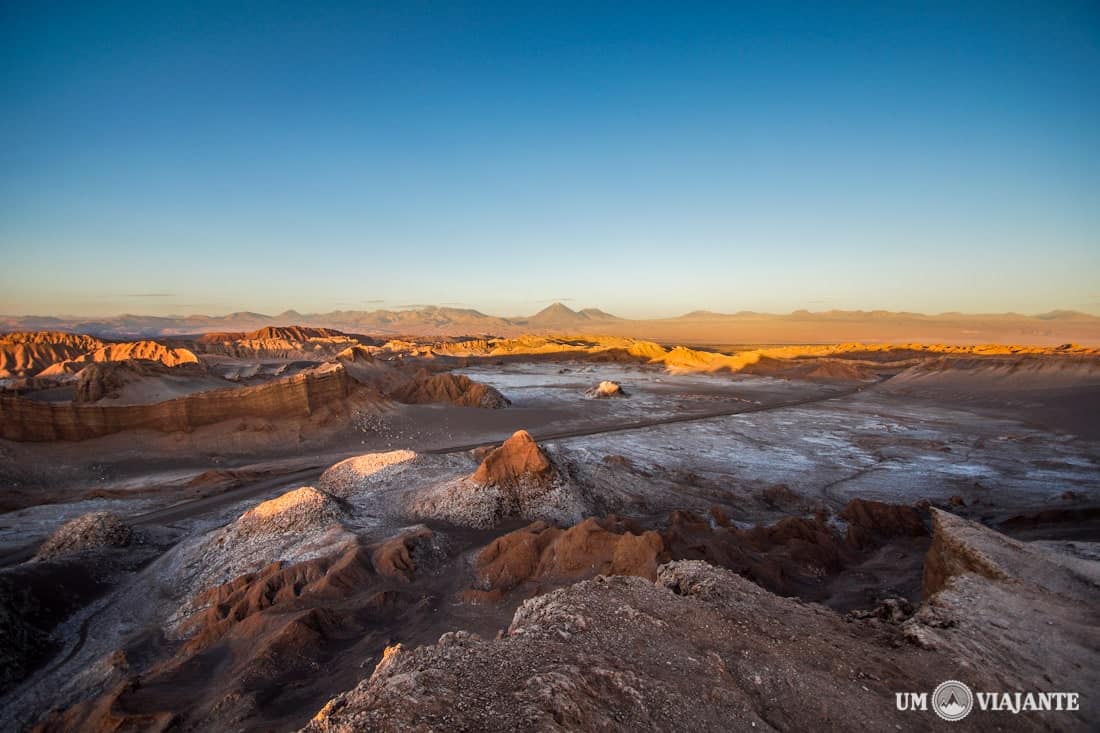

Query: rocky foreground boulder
[303,510,1099,732]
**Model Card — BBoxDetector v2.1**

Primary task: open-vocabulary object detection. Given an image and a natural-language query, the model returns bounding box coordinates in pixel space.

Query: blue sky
[1,1,1098,318]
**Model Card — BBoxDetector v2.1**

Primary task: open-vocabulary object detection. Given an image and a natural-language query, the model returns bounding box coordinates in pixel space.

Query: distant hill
[521,302,620,328]
[1,306,1098,346]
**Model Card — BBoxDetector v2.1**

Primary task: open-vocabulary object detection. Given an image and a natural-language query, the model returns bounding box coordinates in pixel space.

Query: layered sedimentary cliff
[0,364,354,441]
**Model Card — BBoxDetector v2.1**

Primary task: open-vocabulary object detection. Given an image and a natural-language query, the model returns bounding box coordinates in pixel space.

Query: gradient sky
[1,1,1098,318]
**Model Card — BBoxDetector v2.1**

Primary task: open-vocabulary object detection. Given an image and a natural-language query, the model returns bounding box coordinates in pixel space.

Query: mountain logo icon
[933,680,974,721]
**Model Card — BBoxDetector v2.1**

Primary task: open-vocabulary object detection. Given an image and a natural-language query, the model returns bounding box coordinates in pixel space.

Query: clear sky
[1,1,1098,318]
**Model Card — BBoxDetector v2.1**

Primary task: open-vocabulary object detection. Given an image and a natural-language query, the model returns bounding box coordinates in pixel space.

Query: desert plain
[0,305,1098,731]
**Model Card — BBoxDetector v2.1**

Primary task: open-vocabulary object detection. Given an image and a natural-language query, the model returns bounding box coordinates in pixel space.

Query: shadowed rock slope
[304,511,1099,732]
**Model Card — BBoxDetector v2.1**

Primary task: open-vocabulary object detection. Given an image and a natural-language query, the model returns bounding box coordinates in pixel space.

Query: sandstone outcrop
[919,508,1100,600]
[246,326,352,341]
[181,541,378,655]
[840,497,928,549]
[302,562,942,732]
[386,370,509,408]
[427,334,1100,381]
[334,344,375,363]
[471,430,554,487]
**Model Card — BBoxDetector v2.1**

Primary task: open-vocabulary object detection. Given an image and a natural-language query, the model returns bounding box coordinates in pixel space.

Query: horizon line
[2,303,1099,322]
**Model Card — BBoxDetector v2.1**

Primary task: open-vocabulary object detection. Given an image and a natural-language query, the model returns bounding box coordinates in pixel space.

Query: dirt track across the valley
[423,380,872,454]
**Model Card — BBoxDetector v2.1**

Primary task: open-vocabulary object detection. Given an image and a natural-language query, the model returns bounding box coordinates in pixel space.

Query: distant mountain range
[2,303,1099,346]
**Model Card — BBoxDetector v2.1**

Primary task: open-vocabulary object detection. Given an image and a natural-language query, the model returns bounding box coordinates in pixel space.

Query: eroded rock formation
[471,430,554,487]
[0,332,105,379]
[405,431,588,527]
[36,529,446,733]
[302,561,940,732]
[463,500,930,605]
[387,370,509,408]
[463,517,663,603]
[303,513,1100,731]
[37,341,200,376]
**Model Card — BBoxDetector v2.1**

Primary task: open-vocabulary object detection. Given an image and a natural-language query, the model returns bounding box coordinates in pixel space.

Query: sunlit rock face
[471,430,555,488]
